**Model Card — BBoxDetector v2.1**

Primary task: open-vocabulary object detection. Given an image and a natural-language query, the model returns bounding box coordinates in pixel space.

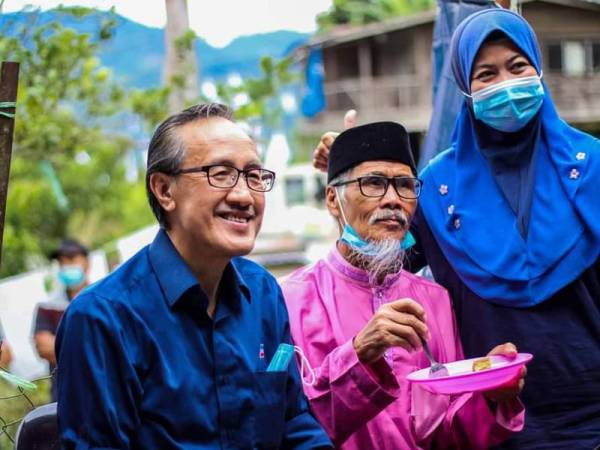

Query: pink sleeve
[282,275,400,446]
[303,339,401,446]
[435,393,524,449]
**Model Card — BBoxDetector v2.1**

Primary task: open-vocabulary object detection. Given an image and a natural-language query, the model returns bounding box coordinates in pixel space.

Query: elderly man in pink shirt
[281,122,526,449]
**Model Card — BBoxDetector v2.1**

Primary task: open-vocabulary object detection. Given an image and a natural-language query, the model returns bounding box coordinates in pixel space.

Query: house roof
[309,0,600,48]
[310,10,437,48]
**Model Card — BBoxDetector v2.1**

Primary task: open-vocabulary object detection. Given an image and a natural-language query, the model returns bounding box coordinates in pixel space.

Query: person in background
[312,9,600,449]
[0,318,13,368]
[32,238,90,401]
[283,121,526,449]
[55,103,332,450]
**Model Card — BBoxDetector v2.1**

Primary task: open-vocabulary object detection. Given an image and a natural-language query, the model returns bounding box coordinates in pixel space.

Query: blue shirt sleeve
[275,285,333,450]
[56,293,142,449]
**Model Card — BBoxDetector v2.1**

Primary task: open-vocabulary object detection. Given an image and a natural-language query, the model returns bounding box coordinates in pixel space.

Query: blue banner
[301,47,326,117]
[419,0,498,168]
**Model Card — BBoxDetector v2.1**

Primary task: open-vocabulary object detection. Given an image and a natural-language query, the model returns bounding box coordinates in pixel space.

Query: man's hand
[34,331,57,366]
[353,298,429,365]
[0,340,12,368]
[483,342,526,403]
[312,109,357,172]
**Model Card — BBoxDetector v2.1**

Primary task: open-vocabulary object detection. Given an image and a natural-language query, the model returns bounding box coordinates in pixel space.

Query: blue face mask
[336,186,416,254]
[340,223,374,254]
[58,265,86,289]
[340,222,416,254]
[469,74,544,133]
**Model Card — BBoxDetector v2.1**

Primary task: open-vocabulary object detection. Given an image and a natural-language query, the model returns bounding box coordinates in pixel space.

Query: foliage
[317,0,435,30]
[214,56,299,145]
[0,377,51,450]
[0,10,154,278]
[0,7,299,278]
[129,86,170,133]
[132,54,299,148]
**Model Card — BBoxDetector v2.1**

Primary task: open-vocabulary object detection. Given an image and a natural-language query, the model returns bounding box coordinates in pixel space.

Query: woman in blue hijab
[414,8,600,449]
[312,8,600,449]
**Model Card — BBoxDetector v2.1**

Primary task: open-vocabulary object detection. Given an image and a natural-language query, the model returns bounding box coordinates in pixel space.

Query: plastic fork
[420,337,449,378]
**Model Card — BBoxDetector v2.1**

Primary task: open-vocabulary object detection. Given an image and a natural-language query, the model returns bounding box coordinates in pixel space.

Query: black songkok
[327,121,417,183]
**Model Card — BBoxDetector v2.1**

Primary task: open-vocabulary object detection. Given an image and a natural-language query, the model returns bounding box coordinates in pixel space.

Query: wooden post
[0,61,20,270]
[164,0,199,113]
[358,40,373,112]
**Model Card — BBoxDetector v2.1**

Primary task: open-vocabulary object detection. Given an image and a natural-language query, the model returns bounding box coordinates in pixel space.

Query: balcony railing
[301,73,600,133]
[302,75,432,133]
[544,73,600,124]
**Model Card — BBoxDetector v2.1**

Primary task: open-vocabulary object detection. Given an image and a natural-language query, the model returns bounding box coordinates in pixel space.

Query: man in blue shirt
[56,103,332,450]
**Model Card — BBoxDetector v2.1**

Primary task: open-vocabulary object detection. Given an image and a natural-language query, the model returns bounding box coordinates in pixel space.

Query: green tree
[0,9,153,277]
[131,55,298,148]
[317,0,435,30]
[0,7,300,278]
[0,378,51,450]
[216,56,297,137]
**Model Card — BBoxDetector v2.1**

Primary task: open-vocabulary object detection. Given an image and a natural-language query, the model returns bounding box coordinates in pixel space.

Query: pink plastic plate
[406,353,533,395]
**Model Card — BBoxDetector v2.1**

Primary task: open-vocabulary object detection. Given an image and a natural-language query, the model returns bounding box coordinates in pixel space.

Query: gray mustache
[368,210,408,228]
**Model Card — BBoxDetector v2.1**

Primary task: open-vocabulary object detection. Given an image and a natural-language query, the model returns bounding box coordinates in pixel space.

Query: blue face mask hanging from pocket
[468,74,544,133]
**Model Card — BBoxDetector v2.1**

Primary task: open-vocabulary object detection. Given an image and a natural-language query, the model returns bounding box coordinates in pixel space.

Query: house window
[313,175,326,203]
[547,43,562,72]
[285,177,306,206]
[545,40,599,75]
[592,42,600,72]
[563,41,586,76]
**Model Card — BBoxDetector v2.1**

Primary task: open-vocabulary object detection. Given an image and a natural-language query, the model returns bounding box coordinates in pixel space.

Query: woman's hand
[312,109,357,172]
[483,342,526,403]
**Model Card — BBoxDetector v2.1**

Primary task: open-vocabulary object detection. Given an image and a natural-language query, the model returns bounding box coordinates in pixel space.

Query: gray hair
[146,103,234,228]
[328,167,352,202]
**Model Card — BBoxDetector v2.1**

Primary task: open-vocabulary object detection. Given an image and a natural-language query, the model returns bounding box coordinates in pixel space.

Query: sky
[3,0,334,47]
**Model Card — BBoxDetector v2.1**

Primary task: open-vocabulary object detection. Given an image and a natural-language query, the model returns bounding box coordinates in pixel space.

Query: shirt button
[447,204,455,215]
[439,184,449,195]
[576,152,586,161]
[454,218,461,229]
[569,168,580,180]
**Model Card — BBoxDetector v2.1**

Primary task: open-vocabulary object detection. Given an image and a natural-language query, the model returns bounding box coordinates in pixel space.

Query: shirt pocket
[253,371,287,449]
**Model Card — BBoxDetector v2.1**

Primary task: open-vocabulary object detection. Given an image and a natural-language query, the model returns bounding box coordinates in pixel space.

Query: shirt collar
[224,259,252,306]
[149,229,251,309]
[326,244,403,288]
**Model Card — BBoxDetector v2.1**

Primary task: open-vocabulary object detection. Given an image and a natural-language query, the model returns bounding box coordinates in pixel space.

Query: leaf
[0,369,37,391]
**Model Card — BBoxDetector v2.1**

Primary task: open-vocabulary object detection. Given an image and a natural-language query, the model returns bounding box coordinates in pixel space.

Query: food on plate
[472,357,492,372]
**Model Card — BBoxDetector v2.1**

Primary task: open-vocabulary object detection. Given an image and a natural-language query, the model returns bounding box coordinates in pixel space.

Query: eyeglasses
[172,164,276,192]
[332,175,423,199]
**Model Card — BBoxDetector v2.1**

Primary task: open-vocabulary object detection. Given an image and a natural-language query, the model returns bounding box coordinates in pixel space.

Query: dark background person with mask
[32,238,90,401]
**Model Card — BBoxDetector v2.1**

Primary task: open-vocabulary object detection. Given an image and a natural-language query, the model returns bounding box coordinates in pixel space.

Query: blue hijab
[419,9,600,307]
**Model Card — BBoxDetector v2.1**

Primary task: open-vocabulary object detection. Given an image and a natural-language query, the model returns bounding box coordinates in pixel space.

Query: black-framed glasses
[172,164,276,192]
[332,175,423,199]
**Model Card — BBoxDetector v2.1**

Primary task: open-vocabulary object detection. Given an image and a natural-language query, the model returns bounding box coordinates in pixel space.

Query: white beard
[349,237,405,287]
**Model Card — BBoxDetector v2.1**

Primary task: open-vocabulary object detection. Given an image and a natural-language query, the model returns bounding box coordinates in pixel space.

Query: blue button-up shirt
[56,230,331,449]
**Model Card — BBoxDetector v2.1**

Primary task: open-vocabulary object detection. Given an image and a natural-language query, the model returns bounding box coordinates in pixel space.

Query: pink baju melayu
[281,248,524,450]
